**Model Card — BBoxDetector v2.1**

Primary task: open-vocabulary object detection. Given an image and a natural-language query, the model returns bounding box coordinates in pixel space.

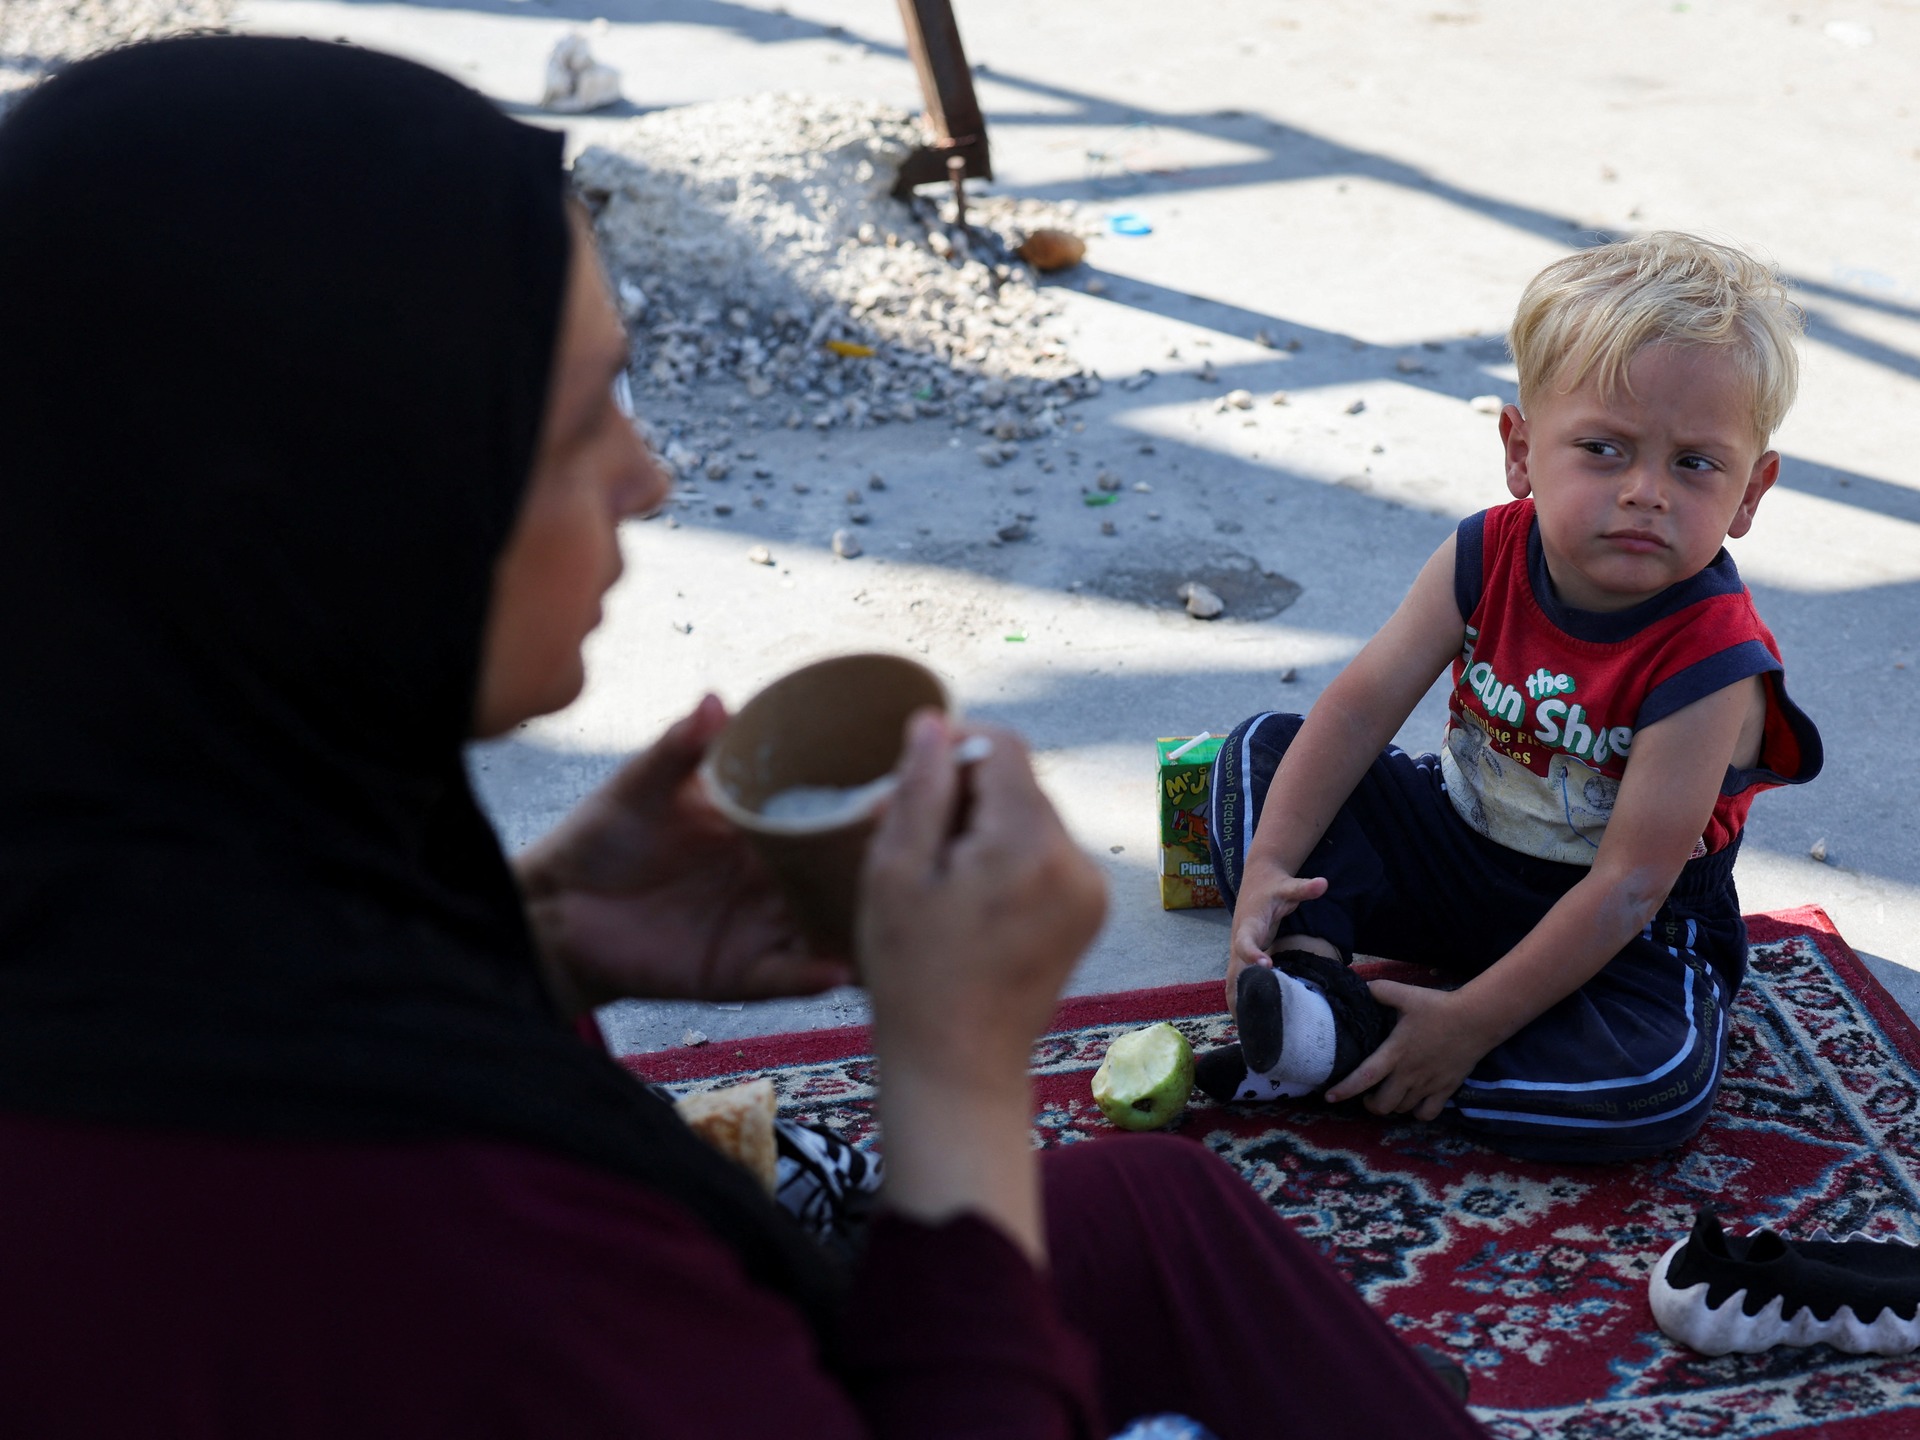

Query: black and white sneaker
[1195,951,1393,1103]
[1650,1210,1920,1356]
[773,1117,883,1255]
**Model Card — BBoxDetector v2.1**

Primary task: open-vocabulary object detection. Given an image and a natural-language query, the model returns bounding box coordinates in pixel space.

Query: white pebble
[1178,581,1225,619]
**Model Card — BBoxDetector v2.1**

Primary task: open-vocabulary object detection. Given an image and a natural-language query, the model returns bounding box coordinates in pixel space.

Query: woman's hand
[1224,860,1328,1013]
[514,695,854,1015]
[858,712,1106,1263]
[860,713,1106,1085]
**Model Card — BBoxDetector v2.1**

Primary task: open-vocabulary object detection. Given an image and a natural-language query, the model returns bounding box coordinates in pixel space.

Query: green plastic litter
[1004,633,1027,642]
[1083,492,1118,507]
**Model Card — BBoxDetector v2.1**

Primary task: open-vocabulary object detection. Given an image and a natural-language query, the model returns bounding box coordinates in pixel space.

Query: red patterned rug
[627,907,1920,1439]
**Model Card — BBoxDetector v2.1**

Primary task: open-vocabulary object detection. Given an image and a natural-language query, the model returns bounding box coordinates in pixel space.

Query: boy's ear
[1499,405,1532,500]
[1726,449,1780,540]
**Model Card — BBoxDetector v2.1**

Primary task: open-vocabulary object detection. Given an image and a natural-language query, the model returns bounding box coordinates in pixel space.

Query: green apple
[1091,1022,1194,1131]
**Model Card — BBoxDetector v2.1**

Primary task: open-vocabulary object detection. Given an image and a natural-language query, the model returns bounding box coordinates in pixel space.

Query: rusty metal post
[892,0,991,196]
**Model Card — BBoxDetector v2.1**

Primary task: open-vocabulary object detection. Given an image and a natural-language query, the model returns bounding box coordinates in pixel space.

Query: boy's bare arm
[1326,676,1763,1120]
[1230,537,1466,983]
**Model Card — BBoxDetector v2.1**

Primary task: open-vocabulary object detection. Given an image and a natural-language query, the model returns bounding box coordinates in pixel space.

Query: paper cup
[700,653,950,959]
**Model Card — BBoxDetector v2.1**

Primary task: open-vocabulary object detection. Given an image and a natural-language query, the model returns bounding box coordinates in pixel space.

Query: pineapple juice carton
[1156,734,1224,910]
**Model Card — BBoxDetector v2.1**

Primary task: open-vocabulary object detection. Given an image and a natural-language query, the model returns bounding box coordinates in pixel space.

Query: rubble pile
[574,94,1099,478]
[1,0,230,118]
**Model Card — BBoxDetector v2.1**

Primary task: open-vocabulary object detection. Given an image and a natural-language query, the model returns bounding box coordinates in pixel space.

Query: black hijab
[0,36,839,1337]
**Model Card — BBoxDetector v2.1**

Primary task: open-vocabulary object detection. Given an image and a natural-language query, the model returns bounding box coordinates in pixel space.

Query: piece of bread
[674,1078,778,1193]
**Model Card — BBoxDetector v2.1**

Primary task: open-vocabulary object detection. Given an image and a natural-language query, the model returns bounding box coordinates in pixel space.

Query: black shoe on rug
[1194,1044,1255,1103]
[1649,1210,1920,1356]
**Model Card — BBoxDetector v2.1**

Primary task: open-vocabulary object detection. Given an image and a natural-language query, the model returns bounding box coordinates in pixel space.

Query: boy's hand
[1224,863,1328,1013]
[1325,981,1494,1120]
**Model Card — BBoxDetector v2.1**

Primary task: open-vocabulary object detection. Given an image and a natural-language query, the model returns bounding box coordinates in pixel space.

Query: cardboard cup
[700,653,950,959]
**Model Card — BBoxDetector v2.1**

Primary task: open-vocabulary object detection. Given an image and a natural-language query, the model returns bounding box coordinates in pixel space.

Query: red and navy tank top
[1441,499,1821,865]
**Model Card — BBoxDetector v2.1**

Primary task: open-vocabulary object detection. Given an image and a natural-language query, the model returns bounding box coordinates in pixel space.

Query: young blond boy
[1196,233,1823,1160]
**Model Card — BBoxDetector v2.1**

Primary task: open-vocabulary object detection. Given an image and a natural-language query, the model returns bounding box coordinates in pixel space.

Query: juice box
[1157,735,1224,910]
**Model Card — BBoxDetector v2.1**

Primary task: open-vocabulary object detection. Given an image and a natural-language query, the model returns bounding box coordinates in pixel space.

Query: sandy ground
[227,0,1920,1050]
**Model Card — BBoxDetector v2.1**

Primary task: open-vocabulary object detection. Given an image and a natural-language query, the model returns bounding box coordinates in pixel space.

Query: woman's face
[473,214,668,738]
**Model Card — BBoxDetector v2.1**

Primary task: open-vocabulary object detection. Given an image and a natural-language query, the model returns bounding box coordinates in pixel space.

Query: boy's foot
[1200,951,1394,1104]
[1650,1210,1920,1356]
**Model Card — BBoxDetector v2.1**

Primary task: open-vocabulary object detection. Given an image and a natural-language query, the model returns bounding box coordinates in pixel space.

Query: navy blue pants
[1207,712,1747,1162]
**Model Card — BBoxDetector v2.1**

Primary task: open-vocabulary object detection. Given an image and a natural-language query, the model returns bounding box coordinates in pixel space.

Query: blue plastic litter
[1107,212,1154,237]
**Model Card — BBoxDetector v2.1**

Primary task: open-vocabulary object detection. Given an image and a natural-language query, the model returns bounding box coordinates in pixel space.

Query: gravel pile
[1,0,230,117]
[574,93,1099,479]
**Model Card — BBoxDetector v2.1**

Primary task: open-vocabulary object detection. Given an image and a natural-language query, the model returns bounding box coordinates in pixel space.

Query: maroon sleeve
[840,1211,1104,1439]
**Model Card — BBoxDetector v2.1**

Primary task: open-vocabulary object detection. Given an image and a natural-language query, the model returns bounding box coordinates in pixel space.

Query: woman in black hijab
[0,36,1486,1440]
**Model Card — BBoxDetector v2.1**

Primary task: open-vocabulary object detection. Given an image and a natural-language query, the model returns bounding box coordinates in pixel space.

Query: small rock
[1345,398,1367,415]
[1120,370,1157,391]
[1178,581,1224,619]
[1394,356,1426,374]
[1133,481,1152,493]
[977,443,1007,467]
[1197,360,1219,384]
[1224,388,1254,410]
[844,488,862,504]
[868,473,887,490]
[747,544,773,565]
[714,503,734,516]
[705,461,731,481]
[680,1028,710,1048]
[1018,228,1087,271]
[1100,519,1117,536]
[832,528,862,558]
[849,508,870,524]
[1254,328,1276,348]
[996,520,1030,542]
[1809,838,1829,863]
[540,31,623,113]
[1097,470,1122,492]
[1147,509,1161,520]
[671,618,692,633]
[791,481,811,494]
[1279,666,1298,683]
[1469,394,1504,415]
[1085,277,1108,295]
[1283,337,1303,352]
[1270,391,1290,406]
[927,229,954,259]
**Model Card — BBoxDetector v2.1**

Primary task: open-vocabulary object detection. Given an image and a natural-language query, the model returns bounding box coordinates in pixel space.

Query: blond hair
[1508,232,1803,442]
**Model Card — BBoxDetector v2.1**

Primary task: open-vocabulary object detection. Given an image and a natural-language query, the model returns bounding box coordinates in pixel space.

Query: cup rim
[698,651,950,837]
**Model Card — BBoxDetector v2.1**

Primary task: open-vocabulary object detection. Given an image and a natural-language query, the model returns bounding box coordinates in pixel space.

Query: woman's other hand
[858,712,1106,1262]
[514,695,854,1015]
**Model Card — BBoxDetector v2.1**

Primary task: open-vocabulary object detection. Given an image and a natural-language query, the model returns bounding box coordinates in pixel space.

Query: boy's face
[1499,343,1778,613]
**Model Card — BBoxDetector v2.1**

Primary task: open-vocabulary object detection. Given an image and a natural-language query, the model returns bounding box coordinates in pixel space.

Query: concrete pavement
[239,0,1920,1049]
